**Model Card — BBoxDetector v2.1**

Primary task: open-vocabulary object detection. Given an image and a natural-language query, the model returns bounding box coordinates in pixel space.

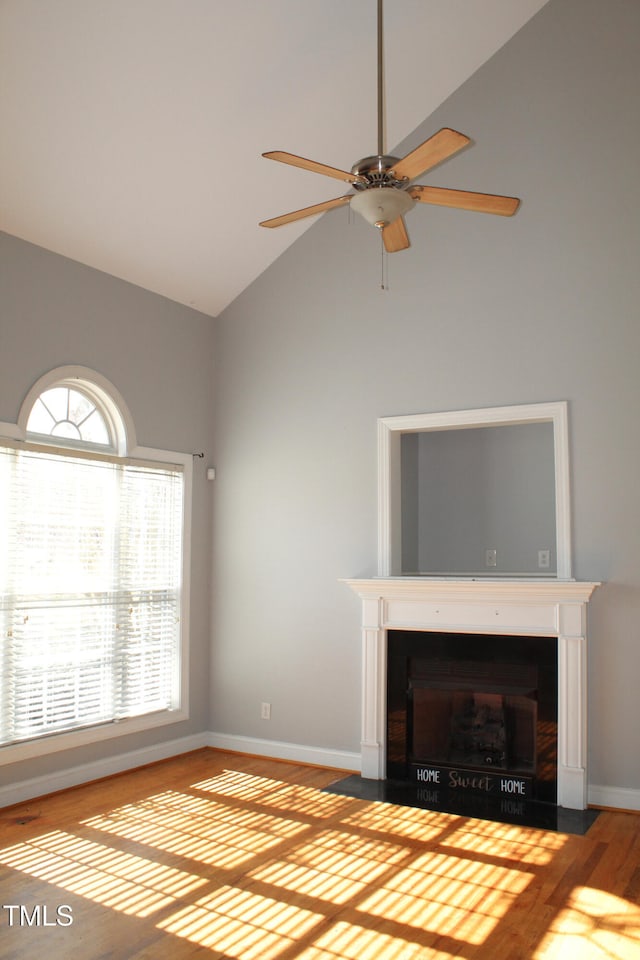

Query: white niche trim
[378,401,572,579]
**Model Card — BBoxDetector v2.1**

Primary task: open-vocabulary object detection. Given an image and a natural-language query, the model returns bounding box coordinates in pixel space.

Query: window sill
[0,708,189,766]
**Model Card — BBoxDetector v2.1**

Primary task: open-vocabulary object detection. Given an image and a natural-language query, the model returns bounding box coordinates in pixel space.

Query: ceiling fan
[259,0,519,252]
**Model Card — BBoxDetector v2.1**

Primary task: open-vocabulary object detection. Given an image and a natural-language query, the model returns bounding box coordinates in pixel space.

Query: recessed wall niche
[378,402,571,579]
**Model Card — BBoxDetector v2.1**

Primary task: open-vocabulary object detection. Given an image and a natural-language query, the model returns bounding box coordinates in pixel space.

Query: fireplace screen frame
[387,631,558,804]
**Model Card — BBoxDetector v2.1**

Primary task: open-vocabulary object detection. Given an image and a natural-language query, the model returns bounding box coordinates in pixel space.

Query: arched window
[27,384,111,445]
[18,365,134,455]
[1,368,189,758]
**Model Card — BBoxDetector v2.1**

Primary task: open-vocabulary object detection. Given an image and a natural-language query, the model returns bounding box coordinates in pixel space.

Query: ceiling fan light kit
[259,0,520,253]
[350,186,414,228]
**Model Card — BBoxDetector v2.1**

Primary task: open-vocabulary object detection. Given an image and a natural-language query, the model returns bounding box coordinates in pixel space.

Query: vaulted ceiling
[1,1,549,317]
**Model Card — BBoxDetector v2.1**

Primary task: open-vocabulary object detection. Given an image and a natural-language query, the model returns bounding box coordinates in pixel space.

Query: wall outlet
[538,549,550,569]
[485,548,497,567]
[261,702,271,720]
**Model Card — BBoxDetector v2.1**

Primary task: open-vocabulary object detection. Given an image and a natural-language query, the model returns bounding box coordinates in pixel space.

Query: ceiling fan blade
[262,151,367,185]
[259,194,352,229]
[391,128,471,181]
[410,184,520,216]
[382,216,410,253]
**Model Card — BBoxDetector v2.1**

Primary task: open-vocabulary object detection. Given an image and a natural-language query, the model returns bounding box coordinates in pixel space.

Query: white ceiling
[1,0,549,318]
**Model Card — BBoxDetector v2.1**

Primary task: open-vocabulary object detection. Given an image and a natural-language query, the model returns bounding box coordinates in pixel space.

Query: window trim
[0,370,192,766]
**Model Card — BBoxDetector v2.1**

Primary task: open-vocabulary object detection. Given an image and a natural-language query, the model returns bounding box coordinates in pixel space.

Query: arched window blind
[0,439,184,748]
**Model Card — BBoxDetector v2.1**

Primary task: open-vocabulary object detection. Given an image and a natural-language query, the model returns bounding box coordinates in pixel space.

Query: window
[0,369,190,759]
[26,384,112,445]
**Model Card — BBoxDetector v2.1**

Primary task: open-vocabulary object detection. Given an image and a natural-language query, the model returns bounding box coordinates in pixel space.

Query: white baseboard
[206,731,360,774]
[5,730,635,814]
[588,783,640,811]
[0,732,210,809]
[0,732,358,810]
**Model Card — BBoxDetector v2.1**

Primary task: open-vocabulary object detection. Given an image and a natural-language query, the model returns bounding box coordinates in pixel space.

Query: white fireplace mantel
[343,577,600,810]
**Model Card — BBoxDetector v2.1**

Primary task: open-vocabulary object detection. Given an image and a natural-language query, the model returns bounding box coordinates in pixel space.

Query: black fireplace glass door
[387,632,558,803]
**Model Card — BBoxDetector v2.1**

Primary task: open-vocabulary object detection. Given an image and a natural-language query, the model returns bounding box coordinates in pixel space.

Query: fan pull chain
[380,233,388,291]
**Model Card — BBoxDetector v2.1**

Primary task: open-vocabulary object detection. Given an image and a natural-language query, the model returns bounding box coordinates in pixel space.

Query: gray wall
[212,0,640,795]
[401,423,556,575]
[0,233,214,786]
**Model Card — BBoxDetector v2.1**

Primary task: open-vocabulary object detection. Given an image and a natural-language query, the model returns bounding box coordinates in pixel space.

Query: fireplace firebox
[387,632,557,803]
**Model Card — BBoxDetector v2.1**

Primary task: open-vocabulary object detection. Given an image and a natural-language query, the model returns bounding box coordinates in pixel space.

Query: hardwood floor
[0,749,639,959]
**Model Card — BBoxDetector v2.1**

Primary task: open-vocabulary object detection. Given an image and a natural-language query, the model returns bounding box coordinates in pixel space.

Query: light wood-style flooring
[0,749,639,959]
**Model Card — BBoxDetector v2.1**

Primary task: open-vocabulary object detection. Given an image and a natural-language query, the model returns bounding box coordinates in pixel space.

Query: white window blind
[0,441,184,748]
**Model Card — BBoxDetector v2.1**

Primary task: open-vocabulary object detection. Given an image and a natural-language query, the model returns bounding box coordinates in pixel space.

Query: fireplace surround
[344,578,599,810]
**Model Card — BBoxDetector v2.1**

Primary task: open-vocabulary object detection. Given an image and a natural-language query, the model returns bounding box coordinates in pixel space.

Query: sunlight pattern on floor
[83,788,307,869]
[296,919,451,960]
[535,886,640,959]
[0,829,206,916]
[440,818,565,866]
[158,885,324,960]
[1,759,639,960]
[192,769,351,817]
[357,851,530,945]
